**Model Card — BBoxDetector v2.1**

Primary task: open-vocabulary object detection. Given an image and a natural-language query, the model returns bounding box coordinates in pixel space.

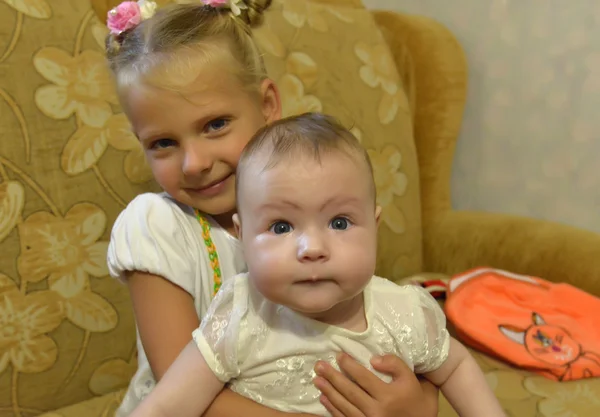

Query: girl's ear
[260,78,282,123]
[232,213,242,240]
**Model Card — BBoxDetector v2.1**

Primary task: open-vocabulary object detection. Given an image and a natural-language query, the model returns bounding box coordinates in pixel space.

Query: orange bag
[445,267,600,381]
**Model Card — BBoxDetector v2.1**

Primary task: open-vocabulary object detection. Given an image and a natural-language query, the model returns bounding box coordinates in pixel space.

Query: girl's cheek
[151,160,178,181]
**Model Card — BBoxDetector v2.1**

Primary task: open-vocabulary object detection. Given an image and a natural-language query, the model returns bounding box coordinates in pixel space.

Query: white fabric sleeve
[106,193,197,295]
[410,285,451,374]
[192,275,248,383]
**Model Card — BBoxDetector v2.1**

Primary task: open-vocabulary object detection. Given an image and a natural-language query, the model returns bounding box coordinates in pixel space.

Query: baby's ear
[375,206,382,227]
[232,213,242,240]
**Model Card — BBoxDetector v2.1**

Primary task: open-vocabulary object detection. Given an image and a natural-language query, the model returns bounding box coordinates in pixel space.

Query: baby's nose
[297,232,330,262]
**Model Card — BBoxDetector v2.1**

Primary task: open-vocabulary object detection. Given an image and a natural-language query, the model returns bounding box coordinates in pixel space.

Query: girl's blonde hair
[105,1,271,92]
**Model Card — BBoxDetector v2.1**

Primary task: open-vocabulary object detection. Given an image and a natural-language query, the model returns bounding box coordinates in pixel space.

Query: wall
[364,0,600,232]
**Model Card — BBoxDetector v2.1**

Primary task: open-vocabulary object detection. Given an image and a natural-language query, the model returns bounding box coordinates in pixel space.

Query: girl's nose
[182,145,212,176]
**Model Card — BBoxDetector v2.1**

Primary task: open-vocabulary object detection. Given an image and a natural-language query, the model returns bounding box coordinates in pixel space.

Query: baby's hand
[313,353,439,417]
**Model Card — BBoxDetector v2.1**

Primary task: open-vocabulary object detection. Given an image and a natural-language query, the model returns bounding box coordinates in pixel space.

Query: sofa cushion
[38,390,125,417]
[442,348,600,417]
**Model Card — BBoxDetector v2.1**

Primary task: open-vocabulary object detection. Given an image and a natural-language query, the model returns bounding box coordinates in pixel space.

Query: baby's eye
[269,221,293,235]
[205,118,229,133]
[150,138,176,149]
[330,217,351,230]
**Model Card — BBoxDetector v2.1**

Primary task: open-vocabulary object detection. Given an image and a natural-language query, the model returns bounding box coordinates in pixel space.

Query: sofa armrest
[424,210,600,296]
[372,10,468,220]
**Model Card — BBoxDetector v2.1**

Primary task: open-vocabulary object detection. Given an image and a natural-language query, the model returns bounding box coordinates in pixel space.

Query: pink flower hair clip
[202,0,247,17]
[107,0,157,36]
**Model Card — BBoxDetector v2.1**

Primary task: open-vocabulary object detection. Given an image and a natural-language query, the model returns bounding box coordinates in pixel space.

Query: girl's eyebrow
[138,131,171,144]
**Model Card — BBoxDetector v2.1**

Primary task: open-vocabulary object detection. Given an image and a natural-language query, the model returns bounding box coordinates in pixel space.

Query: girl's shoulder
[118,191,193,220]
[111,192,201,237]
[107,193,242,299]
[107,193,202,289]
[116,192,232,240]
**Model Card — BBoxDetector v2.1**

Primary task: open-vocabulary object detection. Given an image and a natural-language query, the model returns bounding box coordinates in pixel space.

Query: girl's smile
[184,173,234,198]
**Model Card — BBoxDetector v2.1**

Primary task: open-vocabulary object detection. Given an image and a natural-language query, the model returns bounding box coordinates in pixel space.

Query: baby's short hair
[236,112,375,201]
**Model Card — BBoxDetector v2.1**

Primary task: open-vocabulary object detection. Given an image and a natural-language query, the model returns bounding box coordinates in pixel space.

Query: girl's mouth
[186,174,232,197]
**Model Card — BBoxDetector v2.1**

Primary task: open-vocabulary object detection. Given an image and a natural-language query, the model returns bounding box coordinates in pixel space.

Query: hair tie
[107,1,248,37]
[107,0,157,35]
[202,0,247,17]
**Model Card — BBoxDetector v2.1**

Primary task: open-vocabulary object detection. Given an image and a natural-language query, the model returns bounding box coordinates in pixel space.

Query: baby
[130,113,505,417]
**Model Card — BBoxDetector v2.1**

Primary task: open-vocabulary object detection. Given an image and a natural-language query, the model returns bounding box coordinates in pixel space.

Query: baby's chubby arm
[130,341,225,417]
[424,338,505,417]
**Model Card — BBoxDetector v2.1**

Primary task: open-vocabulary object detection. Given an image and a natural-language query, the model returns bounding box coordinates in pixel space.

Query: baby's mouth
[295,278,334,285]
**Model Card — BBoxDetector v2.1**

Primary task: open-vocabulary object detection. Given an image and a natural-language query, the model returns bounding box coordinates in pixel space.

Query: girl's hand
[313,353,439,417]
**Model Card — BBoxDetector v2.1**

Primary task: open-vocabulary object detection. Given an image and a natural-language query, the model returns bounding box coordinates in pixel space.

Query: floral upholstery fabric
[439,350,600,417]
[1,0,599,416]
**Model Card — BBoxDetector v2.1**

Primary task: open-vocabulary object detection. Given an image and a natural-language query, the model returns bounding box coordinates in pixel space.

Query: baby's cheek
[338,249,377,285]
[247,243,290,277]
[250,253,293,303]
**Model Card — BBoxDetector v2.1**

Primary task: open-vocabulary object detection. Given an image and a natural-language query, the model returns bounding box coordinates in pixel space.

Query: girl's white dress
[107,193,245,417]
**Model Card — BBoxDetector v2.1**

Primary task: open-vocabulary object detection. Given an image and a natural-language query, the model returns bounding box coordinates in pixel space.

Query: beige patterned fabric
[1,0,599,416]
[439,349,600,417]
[0,1,140,415]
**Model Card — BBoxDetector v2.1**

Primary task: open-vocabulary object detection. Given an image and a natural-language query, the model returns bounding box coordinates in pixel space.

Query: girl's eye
[330,217,351,230]
[269,221,293,235]
[206,118,229,133]
[150,138,176,149]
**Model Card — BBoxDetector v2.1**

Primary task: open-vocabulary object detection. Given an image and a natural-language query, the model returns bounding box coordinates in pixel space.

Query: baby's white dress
[193,273,450,417]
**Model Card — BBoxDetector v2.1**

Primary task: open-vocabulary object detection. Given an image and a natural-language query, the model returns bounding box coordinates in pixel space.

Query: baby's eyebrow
[259,200,302,211]
[320,195,363,209]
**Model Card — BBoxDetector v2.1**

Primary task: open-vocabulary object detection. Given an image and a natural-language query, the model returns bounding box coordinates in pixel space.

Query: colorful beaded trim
[194,209,222,297]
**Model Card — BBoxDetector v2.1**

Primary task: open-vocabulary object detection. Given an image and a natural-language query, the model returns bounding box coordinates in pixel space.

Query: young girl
[128,113,505,417]
[105,1,439,416]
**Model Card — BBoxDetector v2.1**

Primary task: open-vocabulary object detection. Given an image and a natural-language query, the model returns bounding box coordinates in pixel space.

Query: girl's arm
[131,342,225,417]
[128,272,314,417]
[425,338,505,417]
[127,272,201,379]
[205,390,313,417]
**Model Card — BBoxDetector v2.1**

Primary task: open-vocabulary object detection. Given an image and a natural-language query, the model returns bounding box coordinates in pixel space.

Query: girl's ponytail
[239,0,272,27]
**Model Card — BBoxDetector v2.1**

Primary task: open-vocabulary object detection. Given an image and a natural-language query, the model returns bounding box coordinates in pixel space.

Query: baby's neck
[306,293,367,332]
